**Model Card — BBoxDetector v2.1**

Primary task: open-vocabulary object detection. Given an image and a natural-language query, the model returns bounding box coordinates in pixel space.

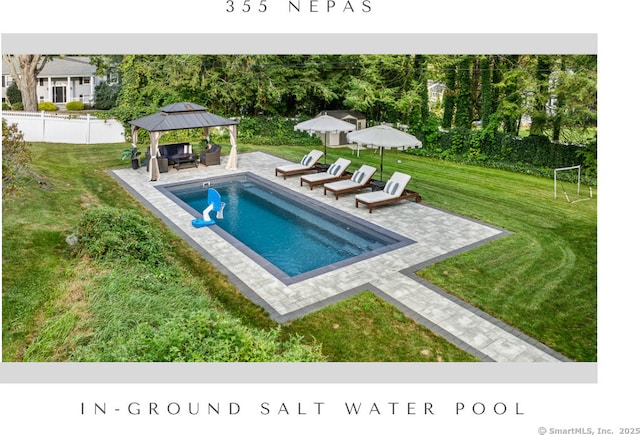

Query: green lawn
[2,142,596,362]
[238,143,597,361]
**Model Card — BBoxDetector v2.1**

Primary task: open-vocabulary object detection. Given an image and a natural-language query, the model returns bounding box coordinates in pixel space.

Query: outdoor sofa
[146,142,198,170]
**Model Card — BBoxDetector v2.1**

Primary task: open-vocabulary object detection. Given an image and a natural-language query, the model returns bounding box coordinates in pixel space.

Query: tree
[441,60,457,128]
[480,56,493,128]
[93,81,120,110]
[494,55,527,135]
[2,55,50,112]
[90,55,122,110]
[530,55,553,135]
[454,56,472,128]
[549,55,597,142]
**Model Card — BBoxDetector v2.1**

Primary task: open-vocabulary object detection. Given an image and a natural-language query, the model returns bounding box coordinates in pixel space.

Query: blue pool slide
[192,188,225,227]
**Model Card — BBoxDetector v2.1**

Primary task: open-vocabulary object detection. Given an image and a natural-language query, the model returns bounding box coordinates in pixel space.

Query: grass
[2,142,475,362]
[283,291,479,362]
[238,143,597,361]
[2,141,597,362]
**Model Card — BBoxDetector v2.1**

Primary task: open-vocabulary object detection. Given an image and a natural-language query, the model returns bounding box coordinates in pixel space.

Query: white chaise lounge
[300,158,352,189]
[323,164,377,199]
[275,149,324,179]
[354,171,421,213]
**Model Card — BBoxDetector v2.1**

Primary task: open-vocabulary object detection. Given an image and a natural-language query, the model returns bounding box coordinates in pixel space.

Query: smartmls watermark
[537,429,640,435]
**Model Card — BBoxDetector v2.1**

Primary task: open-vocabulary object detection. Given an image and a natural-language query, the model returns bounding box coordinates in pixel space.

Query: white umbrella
[294,114,356,164]
[347,124,422,180]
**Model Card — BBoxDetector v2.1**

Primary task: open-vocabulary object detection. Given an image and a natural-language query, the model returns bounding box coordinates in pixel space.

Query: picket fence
[2,110,126,144]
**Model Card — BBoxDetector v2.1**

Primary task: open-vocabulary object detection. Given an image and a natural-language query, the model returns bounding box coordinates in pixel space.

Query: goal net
[554,165,592,203]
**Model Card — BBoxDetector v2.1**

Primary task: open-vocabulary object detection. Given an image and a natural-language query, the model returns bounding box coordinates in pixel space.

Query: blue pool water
[161,174,412,281]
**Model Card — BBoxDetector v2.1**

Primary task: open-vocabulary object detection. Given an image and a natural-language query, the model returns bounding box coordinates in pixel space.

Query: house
[316,109,367,147]
[2,56,111,107]
[427,80,446,104]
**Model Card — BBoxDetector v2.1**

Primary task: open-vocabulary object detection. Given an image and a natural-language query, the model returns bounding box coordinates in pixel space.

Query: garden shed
[316,110,366,147]
[129,102,239,181]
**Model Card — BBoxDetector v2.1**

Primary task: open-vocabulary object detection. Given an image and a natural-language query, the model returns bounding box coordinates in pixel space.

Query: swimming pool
[158,173,414,283]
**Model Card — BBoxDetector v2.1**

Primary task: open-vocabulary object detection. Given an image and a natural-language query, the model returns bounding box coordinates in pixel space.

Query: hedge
[237,116,322,146]
[408,127,595,185]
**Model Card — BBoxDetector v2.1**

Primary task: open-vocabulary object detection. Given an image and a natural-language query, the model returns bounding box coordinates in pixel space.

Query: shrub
[238,116,322,146]
[75,206,170,266]
[2,119,32,196]
[38,102,58,111]
[123,310,324,362]
[6,82,22,105]
[65,101,85,111]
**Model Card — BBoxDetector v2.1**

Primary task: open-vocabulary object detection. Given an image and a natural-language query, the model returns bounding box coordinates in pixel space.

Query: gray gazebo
[129,102,239,181]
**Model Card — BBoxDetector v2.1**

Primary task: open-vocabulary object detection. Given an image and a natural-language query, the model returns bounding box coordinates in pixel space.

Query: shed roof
[129,102,239,132]
[318,109,366,120]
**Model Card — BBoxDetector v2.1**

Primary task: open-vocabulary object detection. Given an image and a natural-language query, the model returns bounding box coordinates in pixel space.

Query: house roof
[39,56,96,77]
[318,110,366,120]
[129,102,239,132]
[2,56,96,77]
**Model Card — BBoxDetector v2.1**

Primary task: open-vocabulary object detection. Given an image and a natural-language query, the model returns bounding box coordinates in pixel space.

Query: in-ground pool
[158,173,414,283]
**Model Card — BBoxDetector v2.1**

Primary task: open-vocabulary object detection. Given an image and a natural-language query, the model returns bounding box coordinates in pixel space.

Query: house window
[39,78,47,86]
[82,77,91,85]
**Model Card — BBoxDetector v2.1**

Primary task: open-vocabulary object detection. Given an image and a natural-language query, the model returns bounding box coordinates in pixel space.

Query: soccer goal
[554,165,592,203]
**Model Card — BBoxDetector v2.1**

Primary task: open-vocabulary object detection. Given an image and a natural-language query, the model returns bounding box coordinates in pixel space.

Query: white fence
[2,111,126,144]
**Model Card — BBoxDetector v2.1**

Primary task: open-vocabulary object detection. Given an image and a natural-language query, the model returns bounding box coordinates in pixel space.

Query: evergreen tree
[530,55,553,135]
[454,56,472,128]
[480,56,493,128]
[442,61,457,128]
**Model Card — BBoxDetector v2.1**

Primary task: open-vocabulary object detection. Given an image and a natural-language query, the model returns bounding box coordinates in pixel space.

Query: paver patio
[111,151,570,362]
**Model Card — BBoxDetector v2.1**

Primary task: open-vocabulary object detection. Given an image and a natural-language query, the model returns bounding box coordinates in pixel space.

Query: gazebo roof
[129,102,239,132]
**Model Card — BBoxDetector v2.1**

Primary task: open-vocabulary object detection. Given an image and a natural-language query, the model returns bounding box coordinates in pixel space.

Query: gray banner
[1,33,597,54]
[0,362,597,383]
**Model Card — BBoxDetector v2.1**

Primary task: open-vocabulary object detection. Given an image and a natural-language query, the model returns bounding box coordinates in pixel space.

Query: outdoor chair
[275,149,324,179]
[322,164,377,199]
[299,158,352,189]
[200,143,222,166]
[354,171,421,213]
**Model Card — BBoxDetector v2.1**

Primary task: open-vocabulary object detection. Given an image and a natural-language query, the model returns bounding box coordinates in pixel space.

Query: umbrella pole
[380,147,384,181]
[324,132,327,164]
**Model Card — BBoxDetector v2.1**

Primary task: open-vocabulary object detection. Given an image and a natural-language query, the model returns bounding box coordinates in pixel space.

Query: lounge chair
[354,172,421,213]
[300,158,352,189]
[323,164,377,199]
[275,149,324,179]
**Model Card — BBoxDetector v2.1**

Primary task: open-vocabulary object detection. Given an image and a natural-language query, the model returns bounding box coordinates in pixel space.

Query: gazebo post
[226,124,238,170]
[132,126,139,151]
[148,131,167,181]
[203,127,211,149]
